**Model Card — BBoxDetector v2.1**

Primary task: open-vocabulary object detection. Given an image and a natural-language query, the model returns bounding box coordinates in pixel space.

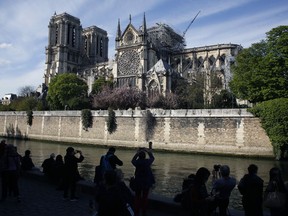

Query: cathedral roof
[147,59,172,75]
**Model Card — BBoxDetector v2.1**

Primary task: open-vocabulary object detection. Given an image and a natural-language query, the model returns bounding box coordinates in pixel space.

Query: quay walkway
[0,169,264,216]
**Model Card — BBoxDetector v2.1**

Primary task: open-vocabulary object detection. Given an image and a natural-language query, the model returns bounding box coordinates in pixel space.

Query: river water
[5,138,288,210]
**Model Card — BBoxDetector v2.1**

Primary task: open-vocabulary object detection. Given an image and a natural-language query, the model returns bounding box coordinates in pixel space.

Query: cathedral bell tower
[115,14,148,90]
[45,12,82,85]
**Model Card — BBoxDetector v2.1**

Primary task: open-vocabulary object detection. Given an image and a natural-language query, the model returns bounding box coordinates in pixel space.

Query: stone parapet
[0,109,273,157]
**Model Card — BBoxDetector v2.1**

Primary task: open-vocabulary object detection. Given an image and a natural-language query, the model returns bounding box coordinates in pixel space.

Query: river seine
[5,138,288,210]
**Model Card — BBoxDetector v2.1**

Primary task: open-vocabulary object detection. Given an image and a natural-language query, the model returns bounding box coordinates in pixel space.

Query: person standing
[238,164,264,216]
[96,170,133,216]
[189,167,215,216]
[0,140,7,177]
[131,147,155,216]
[21,150,35,171]
[63,147,84,201]
[264,167,288,216]
[1,144,21,202]
[41,153,56,181]
[55,154,65,190]
[212,165,236,216]
[98,147,123,181]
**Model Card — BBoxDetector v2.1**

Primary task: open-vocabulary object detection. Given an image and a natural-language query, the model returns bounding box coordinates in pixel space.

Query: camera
[214,164,221,172]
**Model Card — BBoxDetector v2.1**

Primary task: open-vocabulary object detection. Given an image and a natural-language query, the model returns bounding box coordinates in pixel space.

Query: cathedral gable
[121,24,140,46]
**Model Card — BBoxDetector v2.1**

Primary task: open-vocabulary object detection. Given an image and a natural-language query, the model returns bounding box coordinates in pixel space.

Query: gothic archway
[148,80,160,97]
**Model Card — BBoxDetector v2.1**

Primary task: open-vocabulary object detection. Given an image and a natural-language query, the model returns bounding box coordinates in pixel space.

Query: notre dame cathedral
[44,12,242,101]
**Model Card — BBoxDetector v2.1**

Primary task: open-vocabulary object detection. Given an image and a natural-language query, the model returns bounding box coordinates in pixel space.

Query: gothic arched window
[67,24,70,45]
[72,26,76,47]
[55,24,59,45]
[100,37,103,57]
[219,54,226,69]
[197,57,204,68]
[148,80,159,98]
[208,56,216,69]
[84,35,88,53]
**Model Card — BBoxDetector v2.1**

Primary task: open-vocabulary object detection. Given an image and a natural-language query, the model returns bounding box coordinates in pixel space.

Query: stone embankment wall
[0,109,273,157]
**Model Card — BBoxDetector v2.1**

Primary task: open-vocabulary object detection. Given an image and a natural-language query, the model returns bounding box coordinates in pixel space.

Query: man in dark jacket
[63,147,84,201]
[41,153,56,180]
[21,150,35,171]
[238,164,264,216]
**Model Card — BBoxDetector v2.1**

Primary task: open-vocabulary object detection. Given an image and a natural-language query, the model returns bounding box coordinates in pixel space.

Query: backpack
[101,155,113,173]
[174,175,195,210]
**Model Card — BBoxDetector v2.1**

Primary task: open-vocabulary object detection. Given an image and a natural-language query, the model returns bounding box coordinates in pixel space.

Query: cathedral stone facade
[44,12,242,100]
[45,12,108,85]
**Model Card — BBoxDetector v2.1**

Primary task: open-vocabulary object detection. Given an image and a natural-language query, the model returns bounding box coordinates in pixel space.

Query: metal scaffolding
[147,23,185,53]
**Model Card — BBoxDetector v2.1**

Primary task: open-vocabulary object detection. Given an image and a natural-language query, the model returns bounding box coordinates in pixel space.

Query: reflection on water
[7,138,288,210]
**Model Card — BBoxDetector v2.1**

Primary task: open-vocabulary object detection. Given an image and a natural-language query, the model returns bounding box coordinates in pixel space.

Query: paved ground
[0,176,188,216]
[0,176,261,216]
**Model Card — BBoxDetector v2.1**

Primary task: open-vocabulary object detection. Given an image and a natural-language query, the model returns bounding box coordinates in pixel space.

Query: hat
[50,153,55,158]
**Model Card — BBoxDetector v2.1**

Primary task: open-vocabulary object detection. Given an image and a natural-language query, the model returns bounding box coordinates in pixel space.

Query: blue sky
[0,0,287,98]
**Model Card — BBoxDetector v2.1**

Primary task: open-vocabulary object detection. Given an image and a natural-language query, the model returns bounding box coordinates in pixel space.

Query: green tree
[210,90,237,108]
[91,76,113,94]
[9,97,42,111]
[0,104,12,111]
[172,75,204,109]
[47,73,90,110]
[230,26,288,103]
[249,98,288,159]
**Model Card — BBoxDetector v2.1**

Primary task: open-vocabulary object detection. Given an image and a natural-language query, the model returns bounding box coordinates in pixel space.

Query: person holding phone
[131,147,155,216]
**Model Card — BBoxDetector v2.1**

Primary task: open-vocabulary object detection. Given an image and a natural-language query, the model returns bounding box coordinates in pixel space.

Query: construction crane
[182,10,201,38]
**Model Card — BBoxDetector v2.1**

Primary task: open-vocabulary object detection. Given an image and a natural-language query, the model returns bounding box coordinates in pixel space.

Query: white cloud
[0,43,12,49]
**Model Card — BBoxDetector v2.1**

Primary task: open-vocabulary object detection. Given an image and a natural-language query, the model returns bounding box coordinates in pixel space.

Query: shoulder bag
[264,183,286,208]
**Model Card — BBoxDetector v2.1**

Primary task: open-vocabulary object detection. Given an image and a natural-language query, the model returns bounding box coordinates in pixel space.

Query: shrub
[249,98,288,159]
[92,86,146,110]
[81,109,93,131]
[107,108,117,134]
[26,110,33,126]
[145,110,157,141]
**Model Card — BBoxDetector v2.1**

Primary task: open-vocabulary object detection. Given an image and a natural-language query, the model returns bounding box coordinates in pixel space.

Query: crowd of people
[1,139,288,216]
[94,145,155,216]
[175,164,288,216]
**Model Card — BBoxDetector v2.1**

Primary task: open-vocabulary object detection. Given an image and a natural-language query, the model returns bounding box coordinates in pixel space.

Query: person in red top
[131,148,155,216]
